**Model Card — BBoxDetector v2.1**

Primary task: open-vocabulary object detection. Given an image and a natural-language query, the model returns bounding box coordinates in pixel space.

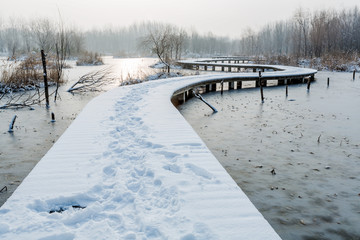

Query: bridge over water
[0,59,316,239]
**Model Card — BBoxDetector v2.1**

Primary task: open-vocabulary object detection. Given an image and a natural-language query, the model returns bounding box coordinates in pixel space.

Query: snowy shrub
[76,52,104,66]
[0,53,66,93]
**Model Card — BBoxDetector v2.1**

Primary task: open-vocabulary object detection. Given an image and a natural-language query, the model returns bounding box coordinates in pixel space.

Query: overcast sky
[1,0,359,37]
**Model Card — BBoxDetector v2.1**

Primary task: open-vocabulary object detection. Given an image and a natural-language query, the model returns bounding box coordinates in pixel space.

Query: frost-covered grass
[0,54,66,93]
[150,61,182,70]
[265,54,360,72]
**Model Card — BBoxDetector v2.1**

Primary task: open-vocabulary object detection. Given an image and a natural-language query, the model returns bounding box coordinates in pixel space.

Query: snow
[0,66,318,239]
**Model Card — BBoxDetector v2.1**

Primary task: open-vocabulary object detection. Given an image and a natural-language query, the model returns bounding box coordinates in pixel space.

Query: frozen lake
[179,71,360,240]
[1,57,359,239]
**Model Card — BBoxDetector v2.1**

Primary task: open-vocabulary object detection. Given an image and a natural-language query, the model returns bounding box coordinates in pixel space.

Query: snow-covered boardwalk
[0,65,316,239]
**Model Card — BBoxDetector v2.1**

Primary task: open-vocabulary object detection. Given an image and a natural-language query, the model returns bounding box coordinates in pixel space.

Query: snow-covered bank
[0,70,297,239]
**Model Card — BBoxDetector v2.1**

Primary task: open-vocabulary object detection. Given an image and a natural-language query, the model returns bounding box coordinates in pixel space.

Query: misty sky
[1,0,359,37]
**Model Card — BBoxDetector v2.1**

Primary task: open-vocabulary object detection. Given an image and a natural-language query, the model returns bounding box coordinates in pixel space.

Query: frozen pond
[179,71,360,239]
[0,57,158,206]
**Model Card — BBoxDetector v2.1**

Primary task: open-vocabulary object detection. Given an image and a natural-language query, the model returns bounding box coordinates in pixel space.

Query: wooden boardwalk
[174,58,317,104]
[0,60,317,239]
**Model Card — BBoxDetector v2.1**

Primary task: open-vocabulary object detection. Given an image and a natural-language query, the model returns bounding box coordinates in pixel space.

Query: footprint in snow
[38,233,75,240]
[163,164,182,174]
[173,143,202,147]
[156,151,180,160]
[185,163,213,180]
[103,165,117,177]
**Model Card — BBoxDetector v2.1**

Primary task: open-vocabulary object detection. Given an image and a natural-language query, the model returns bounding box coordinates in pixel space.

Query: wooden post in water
[286,85,288,97]
[41,50,50,108]
[353,70,356,80]
[188,89,194,99]
[327,77,330,87]
[229,81,234,90]
[8,115,17,132]
[205,84,210,93]
[51,112,56,122]
[237,80,242,89]
[185,90,189,100]
[307,78,311,90]
[211,83,217,91]
[259,71,264,103]
[221,80,224,95]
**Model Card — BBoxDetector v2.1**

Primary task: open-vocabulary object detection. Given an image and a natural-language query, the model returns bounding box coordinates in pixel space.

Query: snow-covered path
[0,72,288,239]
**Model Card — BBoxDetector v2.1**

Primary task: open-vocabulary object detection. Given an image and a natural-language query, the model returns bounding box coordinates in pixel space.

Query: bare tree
[309,10,326,57]
[20,20,33,53]
[294,7,310,57]
[31,18,55,52]
[142,24,173,72]
[53,15,71,102]
[174,29,187,59]
[4,18,21,59]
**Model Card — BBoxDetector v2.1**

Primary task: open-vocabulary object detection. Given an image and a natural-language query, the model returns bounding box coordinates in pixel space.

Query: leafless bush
[309,53,360,71]
[76,51,104,66]
[0,53,66,93]
[264,55,298,66]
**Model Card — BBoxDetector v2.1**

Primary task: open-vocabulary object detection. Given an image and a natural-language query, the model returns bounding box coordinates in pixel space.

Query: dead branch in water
[67,67,116,92]
[0,87,55,109]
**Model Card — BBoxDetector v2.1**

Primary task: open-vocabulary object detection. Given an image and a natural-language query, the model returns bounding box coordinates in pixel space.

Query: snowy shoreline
[0,66,317,239]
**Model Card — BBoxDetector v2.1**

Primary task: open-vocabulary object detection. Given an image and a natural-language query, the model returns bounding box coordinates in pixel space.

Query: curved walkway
[0,61,316,239]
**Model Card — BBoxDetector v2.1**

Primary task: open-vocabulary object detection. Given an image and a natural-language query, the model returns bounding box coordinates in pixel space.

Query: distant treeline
[240,6,360,59]
[0,19,237,58]
[0,6,359,59]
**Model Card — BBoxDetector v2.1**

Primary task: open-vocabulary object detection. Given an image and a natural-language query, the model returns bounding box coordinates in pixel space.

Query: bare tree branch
[67,67,116,92]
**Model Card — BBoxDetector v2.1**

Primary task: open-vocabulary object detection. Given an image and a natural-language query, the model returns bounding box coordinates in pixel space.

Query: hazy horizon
[1,0,360,38]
